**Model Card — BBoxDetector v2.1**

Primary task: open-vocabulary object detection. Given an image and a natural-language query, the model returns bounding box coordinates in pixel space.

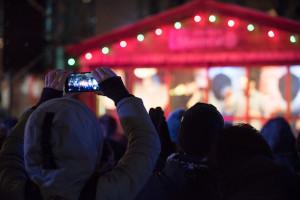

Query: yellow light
[134,68,157,79]
[170,84,187,96]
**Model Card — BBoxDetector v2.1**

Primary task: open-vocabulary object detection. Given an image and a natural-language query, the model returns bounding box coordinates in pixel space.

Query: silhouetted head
[178,103,224,157]
[213,124,273,171]
[261,117,297,154]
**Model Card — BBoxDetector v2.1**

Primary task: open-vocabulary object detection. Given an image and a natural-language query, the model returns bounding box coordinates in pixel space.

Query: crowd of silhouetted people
[0,68,299,200]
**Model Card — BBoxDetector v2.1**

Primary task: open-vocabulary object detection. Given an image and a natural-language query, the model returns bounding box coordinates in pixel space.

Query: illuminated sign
[169,28,239,50]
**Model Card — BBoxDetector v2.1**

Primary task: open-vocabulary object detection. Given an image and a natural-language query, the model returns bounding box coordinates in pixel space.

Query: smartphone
[65,72,100,93]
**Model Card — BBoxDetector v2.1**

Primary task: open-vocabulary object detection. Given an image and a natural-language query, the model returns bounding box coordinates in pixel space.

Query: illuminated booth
[66,0,300,129]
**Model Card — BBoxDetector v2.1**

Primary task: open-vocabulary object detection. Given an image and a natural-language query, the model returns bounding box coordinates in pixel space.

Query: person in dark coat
[297,134,300,154]
[0,68,161,200]
[261,117,300,174]
[211,124,300,200]
[99,114,126,164]
[0,125,6,149]
[136,103,224,200]
[0,117,18,149]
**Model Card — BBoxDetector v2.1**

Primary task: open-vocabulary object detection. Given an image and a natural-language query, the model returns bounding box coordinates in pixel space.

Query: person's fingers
[102,67,117,77]
[92,68,105,82]
[50,77,60,90]
[61,71,70,83]
[156,107,164,115]
[56,71,71,90]
[149,108,155,113]
[92,67,115,83]
[45,71,49,86]
[47,70,69,90]
[91,70,100,82]
[45,77,49,86]
[45,70,56,87]
[97,68,111,81]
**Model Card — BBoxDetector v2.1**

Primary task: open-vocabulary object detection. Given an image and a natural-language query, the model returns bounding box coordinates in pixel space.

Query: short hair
[213,124,273,169]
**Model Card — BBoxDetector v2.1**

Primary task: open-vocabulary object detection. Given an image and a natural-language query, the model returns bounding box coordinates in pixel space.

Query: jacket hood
[261,117,297,154]
[24,97,103,200]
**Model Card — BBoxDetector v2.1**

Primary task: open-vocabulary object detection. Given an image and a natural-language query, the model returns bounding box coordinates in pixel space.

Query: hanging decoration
[74,12,299,64]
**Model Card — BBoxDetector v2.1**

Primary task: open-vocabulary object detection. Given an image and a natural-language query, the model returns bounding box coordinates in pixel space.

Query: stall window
[249,66,288,129]
[132,68,169,111]
[290,66,300,116]
[290,66,300,130]
[169,68,208,111]
[208,67,247,122]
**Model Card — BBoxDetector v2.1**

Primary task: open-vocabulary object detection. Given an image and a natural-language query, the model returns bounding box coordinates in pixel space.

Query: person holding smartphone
[0,68,160,200]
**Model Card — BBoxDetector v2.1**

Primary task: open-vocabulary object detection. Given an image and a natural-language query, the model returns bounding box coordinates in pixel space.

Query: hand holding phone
[91,68,118,83]
[65,72,100,93]
[65,68,131,104]
[46,70,71,91]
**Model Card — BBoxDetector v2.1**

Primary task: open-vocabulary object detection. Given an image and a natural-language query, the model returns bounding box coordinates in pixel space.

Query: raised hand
[149,107,176,171]
[91,67,118,84]
[45,69,72,91]
[91,67,131,104]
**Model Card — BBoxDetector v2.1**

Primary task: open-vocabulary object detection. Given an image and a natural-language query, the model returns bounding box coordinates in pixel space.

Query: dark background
[1,0,300,74]
[0,0,300,115]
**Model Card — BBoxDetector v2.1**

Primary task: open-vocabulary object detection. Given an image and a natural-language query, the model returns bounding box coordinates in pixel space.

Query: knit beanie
[179,103,224,157]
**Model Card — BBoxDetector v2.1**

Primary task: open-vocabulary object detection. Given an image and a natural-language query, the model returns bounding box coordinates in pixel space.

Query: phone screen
[65,73,100,93]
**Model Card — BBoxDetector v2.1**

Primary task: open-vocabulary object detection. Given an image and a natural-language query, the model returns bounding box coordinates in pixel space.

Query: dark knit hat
[178,103,224,156]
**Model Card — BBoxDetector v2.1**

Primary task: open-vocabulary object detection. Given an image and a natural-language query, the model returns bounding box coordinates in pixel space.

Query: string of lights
[67,13,299,67]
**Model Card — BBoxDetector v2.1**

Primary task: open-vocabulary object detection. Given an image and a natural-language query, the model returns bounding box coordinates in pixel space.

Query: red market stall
[65,0,300,129]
